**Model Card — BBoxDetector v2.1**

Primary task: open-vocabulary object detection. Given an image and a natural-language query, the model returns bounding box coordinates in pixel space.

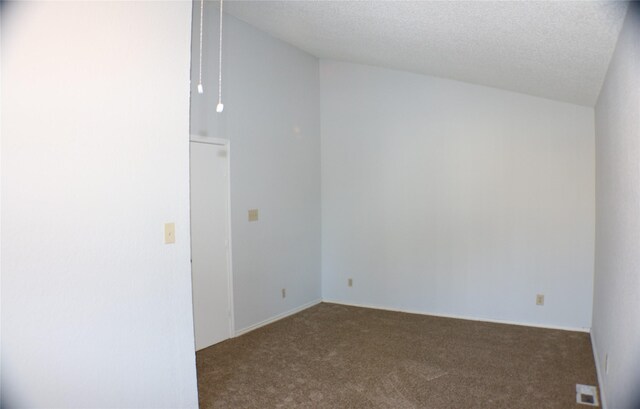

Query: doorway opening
[189,136,234,351]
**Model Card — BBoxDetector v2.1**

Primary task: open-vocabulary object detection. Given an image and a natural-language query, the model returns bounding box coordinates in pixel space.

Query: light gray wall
[321,60,595,330]
[1,2,198,407]
[593,5,640,409]
[190,6,321,332]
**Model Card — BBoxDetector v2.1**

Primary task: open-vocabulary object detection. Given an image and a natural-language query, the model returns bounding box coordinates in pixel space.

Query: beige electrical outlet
[281,288,286,298]
[164,223,175,244]
[348,278,353,287]
[248,209,259,222]
[536,294,544,306]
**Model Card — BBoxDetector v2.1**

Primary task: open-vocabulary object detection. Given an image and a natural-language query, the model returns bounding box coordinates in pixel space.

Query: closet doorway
[190,137,233,351]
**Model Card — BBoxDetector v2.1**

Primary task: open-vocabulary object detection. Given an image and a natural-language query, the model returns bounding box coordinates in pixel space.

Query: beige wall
[593,4,640,409]
[1,2,198,407]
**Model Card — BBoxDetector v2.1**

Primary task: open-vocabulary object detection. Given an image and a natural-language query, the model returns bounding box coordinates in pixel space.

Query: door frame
[189,135,235,341]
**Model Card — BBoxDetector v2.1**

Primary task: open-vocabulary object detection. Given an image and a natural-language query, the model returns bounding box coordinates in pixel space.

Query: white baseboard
[322,299,591,333]
[590,330,607,408]
[234,299,322,337]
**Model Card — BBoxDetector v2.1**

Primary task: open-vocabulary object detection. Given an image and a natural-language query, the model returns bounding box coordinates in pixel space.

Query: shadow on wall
[2,4,16,408]
[1,1,17,36]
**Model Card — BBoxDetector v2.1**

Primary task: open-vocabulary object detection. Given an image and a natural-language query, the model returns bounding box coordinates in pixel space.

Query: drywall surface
[190,6,321,332]
[321,61,595,330]
[593,5,640,409]
[1,2,198,407]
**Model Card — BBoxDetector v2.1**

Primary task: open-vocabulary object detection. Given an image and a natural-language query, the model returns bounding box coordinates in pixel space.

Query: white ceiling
[225,1,629,107]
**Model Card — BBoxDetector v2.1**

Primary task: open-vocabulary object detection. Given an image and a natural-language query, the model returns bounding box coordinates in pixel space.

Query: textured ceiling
[225,1,629,106]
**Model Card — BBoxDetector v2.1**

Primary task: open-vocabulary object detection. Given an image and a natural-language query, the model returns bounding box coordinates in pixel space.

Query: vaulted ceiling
[225,1,629,106]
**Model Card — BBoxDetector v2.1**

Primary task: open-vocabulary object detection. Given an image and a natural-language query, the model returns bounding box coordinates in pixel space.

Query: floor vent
[576,384,599,406]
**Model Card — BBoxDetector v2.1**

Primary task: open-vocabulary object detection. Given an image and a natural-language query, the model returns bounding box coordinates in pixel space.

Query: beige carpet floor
[196,303,599,408]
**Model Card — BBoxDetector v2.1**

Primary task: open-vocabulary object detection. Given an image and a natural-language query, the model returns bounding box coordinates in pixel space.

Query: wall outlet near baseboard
[281,288,286,298]
[536,294,544,306]
[348,278,353,287]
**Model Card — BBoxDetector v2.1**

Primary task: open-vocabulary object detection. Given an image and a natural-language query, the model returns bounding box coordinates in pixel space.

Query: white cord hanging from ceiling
[216,0,224,113]
[197,0,224,114]
[197,0,204,94]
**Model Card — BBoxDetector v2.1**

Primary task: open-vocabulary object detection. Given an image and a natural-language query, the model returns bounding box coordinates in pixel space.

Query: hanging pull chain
[216,0,224,113]
[197,0,204,94]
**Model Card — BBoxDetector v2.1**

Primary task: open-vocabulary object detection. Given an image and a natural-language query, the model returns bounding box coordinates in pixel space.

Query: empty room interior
[2,1,640,408]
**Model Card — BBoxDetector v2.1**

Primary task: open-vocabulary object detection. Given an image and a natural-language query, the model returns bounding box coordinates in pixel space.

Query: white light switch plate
[164,223,175,244]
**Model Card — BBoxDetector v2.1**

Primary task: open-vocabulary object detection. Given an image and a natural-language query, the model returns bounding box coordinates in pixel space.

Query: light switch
[248,209,259,222]
[164,223,175,244]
